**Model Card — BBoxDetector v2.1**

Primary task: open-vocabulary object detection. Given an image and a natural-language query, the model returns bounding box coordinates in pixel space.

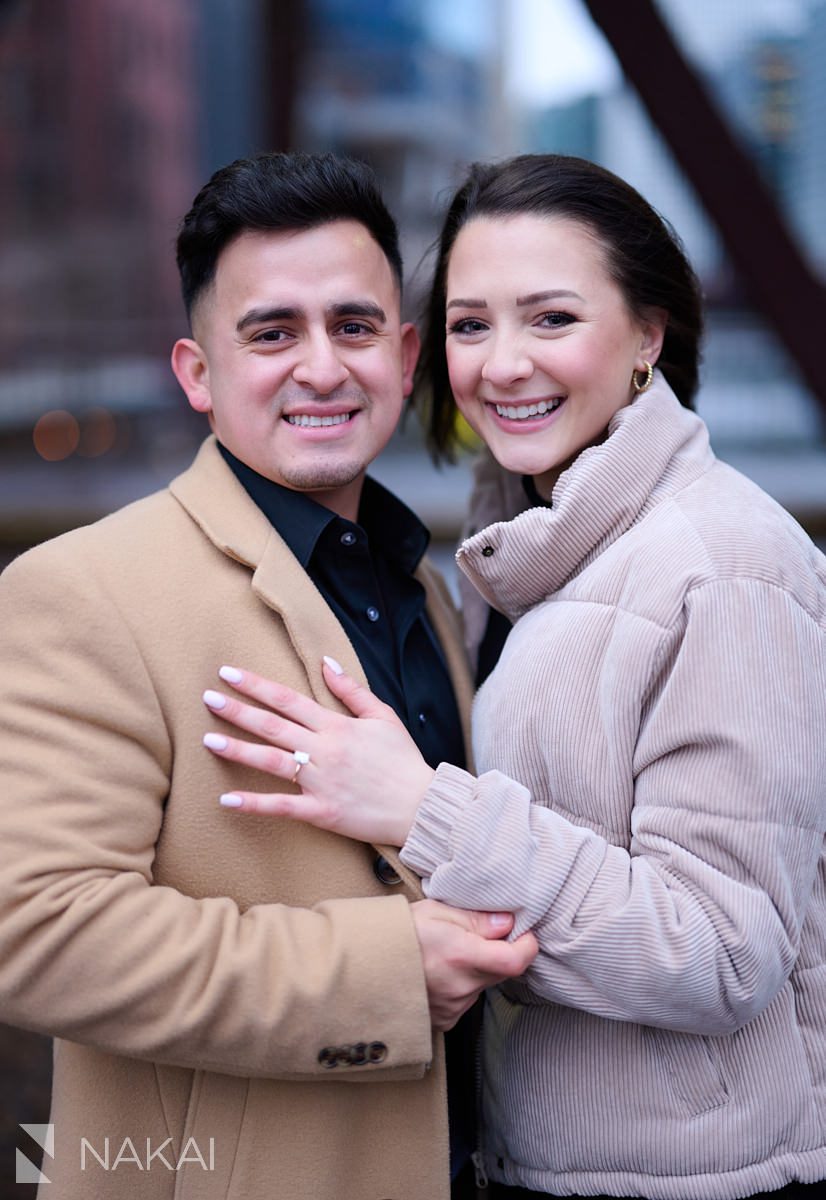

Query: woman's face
[444,214,665,495]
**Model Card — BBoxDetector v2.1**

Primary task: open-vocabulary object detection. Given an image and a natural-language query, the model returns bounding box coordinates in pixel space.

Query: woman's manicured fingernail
[219,794,243,808]
[219,665,244,683]
[323,656,344,675]
[488,913,512,929]
[203,733,228,751]
[203,689,227,710]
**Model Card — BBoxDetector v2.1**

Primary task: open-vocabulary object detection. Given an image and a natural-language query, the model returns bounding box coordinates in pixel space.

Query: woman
[202,156,826,1199]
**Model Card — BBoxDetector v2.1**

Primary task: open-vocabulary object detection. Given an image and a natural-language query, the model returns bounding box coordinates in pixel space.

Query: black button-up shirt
[218,443,466,773]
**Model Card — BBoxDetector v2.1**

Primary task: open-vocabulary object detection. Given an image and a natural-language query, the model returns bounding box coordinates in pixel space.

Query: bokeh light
[77,407,118,458]
[32,409,81,461]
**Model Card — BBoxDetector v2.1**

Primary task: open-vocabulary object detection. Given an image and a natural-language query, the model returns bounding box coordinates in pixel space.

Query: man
[0,152,536,1200]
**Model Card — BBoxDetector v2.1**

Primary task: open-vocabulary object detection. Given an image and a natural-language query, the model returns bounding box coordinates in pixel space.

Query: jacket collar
[457,375,715,621]
[168,437,371,699]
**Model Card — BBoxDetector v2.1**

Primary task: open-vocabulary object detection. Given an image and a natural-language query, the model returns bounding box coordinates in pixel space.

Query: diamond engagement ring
[290,750,310,785]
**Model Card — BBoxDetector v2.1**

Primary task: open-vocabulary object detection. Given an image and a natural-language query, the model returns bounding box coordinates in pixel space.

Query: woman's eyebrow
[446,289,585,311]
[517,289,584,306]
[446,297,486,310]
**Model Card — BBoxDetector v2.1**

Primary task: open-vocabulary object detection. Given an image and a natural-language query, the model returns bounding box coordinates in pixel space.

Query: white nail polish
[203,733,228,751]
[323,655,344,675]
[219,794,243,808]
[219,665,244,684]
[203,689,227,709]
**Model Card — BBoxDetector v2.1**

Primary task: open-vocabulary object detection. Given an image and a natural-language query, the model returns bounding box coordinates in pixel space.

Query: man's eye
[339,321,371,336]
[253,329,289,343]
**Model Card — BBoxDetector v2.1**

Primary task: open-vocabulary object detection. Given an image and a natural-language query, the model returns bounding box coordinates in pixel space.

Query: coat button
[318,1047,338,1069]
[481,545,495,557]
[347,1042,369,1066]
[373,854,402,886]
[368,1041,388,1063]
[340,531,357,547]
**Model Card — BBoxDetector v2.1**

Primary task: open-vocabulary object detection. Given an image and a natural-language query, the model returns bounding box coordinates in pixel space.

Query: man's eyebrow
[236,305,303,333]
[236,300,387,333]
[327,300,387,322]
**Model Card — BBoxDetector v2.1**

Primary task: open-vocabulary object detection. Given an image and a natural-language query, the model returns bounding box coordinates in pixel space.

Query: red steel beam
[583,0,826,410]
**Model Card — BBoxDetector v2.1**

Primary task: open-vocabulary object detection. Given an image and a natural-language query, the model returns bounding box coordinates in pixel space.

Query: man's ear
[637,307,667,371]
[171,338,212,414]
[400,322,421,398]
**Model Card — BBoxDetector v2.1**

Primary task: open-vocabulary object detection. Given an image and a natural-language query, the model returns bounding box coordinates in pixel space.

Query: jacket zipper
[471,998,489,1190]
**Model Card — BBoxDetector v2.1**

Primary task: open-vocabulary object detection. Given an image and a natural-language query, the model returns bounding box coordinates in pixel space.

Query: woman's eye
[448,318,488,336]
[539,311,575,329]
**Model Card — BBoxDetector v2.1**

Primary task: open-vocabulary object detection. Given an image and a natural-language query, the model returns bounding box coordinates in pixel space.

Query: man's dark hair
[418,154,704,460]
[176,152,403,320]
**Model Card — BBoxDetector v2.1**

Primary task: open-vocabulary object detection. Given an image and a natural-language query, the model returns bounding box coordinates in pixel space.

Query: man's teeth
[495,398,563,420]
[286,412,352,427]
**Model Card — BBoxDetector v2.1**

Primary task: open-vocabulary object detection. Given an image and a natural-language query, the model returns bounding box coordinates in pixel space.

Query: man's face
[172,221,419,519]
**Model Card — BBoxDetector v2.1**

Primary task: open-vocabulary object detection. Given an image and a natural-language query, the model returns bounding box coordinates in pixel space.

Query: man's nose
[291,335,350,394]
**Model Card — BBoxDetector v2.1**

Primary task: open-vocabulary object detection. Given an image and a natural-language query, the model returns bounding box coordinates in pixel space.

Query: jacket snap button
[481,545,495,557]
[373,854,402,886]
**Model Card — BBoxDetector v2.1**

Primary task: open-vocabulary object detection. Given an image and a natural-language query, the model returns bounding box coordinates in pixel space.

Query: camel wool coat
[0,437,474,1200]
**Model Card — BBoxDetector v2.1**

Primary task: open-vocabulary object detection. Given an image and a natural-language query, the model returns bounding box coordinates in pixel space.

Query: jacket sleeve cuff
[400,762,477,880]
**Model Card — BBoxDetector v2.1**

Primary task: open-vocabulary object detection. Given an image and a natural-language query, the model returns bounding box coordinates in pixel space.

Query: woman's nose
[292,336,350,393]
[480,337,534,388]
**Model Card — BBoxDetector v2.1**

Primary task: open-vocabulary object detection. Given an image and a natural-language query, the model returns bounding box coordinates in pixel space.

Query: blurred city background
[1,0,825,1189]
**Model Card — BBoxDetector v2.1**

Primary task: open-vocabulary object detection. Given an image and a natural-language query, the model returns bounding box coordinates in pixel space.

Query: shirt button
[340,531,357,547]
[481,545,495,557]
[417,711,427,727]
[366,606,380,622]
[373,854,402,886]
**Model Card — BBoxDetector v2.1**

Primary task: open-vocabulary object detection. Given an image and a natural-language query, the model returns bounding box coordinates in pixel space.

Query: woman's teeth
[286,412,352,427]
[494,398,563,420]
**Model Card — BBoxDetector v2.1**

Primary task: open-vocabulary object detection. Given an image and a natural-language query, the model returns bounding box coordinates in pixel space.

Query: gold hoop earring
[632,361,654,394]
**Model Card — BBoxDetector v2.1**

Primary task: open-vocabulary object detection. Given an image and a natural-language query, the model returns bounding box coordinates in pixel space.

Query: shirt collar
[217,443,429,573]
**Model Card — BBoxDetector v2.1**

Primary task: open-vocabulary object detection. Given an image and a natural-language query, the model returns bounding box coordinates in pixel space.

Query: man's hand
[411,900,538,1031]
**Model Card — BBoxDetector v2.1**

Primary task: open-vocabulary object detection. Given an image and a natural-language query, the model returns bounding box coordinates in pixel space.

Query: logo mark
[16,1123,54,1185]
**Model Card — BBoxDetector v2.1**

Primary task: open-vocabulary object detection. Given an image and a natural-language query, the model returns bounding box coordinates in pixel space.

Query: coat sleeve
[401,578,826,1034]
[0,545,433,1081]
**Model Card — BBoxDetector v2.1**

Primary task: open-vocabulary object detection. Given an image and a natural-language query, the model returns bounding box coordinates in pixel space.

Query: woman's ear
[637,307,668,369]
[171,338,212,414]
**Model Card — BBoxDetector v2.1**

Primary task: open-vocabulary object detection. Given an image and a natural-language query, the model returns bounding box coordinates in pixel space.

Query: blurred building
[296,0,510,293]
[0,0,199,368]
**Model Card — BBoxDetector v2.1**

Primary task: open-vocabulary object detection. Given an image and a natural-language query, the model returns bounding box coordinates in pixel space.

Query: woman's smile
[487,396,567,429]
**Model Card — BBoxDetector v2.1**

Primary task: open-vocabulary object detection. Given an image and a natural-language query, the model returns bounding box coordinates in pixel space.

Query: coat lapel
[169,441,446,895]
[169,437,366,703]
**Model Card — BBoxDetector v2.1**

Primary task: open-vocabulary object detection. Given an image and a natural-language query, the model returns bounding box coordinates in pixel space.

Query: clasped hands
[201,658,538,1029]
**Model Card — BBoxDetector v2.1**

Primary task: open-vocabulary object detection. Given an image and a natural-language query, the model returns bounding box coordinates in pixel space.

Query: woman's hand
[201,657,436,847]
